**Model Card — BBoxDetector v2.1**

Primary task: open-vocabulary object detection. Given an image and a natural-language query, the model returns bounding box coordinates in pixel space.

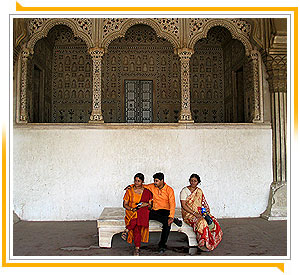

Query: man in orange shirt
[146,172,182,253]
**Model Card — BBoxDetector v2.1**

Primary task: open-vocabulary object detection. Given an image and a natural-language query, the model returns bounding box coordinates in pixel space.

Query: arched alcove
[27,25,93,123]
[102,24,181,123]
[190,26,249,123]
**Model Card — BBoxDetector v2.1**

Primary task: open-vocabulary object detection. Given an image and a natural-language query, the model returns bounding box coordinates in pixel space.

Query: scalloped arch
[102,18,180,50]
[26,18,94,51]
[188,19,253,55]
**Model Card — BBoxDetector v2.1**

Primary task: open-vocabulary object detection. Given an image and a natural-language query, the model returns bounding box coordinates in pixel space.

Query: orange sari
[181,187,223,251]
[123,187,152,244]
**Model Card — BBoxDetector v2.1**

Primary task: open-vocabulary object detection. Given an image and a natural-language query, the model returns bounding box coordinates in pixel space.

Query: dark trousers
[149,209,171,248]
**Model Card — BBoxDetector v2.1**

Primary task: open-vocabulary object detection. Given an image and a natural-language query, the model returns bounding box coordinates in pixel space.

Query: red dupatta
[136,188,153,227]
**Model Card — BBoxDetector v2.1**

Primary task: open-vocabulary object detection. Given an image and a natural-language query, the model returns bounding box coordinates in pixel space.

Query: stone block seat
[97,207,197,250]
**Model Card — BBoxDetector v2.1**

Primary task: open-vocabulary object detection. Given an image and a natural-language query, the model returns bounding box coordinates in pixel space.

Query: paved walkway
[13,218,287,257]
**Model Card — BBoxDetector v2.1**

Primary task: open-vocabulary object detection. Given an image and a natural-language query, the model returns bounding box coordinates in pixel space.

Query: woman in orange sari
[180,174,223,251]
[122,173,153,256]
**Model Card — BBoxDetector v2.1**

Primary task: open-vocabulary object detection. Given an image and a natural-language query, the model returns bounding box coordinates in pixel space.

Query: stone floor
[13,217,287,257]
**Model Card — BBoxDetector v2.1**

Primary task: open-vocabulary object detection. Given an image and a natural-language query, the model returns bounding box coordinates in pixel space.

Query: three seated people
[122,172,223,255]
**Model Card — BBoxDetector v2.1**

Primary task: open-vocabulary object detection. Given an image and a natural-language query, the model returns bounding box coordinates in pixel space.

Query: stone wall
[13,125,272,221]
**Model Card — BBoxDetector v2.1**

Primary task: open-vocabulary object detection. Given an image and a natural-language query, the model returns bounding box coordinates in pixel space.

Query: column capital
[21,48,33,60]
[265,53,287,94]
[88,47,105,59]
[176,48,194,59]
[249,48,259,58]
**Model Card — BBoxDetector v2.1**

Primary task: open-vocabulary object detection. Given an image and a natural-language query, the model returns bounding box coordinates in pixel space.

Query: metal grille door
[125,80,153,123]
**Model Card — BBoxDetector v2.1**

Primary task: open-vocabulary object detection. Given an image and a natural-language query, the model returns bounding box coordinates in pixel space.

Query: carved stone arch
[188,19,253,56]
[102,18,180,50]
[26,18,93,51]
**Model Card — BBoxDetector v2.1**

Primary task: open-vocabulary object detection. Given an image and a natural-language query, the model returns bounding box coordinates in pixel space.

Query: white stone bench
[97,207,197,250]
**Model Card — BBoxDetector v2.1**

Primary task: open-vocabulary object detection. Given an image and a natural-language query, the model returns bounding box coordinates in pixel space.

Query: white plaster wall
[13,124,272,221]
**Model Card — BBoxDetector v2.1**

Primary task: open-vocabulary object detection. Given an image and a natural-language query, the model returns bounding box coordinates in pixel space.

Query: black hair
[153,172,164,181]
[134,173,145,182]
[189,173,201,183]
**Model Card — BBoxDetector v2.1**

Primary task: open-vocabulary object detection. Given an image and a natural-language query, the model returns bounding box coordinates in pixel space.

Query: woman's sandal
[133,248,140,256]
[121,230,128,241]
[199,246,210,252]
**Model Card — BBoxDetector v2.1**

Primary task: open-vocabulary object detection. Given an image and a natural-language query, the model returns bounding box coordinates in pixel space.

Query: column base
[19,115,28,123]
[260,181,287,221]
[178,119,194,123]
[178,112,194,123]
[89,112,104,123]
[88,119,104,124]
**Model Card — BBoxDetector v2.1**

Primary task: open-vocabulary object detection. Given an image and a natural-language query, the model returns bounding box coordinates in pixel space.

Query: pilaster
[88,47,105,123]
[177,48,194,123]
[19,48,31,123]
[261,52,287,220]
[249,49,264,123]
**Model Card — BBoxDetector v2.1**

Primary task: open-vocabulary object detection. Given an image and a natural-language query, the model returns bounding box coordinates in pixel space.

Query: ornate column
[261,53,287,220]
[88,47,105,123]
[177,48,194,123]
[19,48,31,123]
[249,49,264,123]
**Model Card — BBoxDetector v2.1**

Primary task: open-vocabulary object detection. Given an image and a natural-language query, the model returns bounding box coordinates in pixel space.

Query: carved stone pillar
[19,48,31,123]
[89,47,105,123]
[177,48,194,123]
[250,49,264,123]
[261,53,287,220]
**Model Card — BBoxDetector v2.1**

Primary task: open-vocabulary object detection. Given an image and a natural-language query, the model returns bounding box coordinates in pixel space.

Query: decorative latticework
[189,18,251,39]
[73,18,93,37]
[190,27,228,123]
[28,18,93,38]
[191,26,247,123]
[51,26,93,123]
[102,24,181,123]
[152,18,180,40]
[102,18,128,38]
[28,18,49,36]
[21,18,260,124]
[188,18,252,55]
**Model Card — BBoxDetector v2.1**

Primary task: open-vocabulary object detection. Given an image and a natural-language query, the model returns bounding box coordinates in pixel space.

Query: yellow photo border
[3,2,297,271]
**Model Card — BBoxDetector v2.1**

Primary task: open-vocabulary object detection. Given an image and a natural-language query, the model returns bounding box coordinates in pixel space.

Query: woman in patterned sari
[122,173,153,256]
[180,174,223,251]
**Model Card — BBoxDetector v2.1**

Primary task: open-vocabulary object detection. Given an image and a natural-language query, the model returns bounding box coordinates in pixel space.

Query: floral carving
[177,48,194,122]
[102,18,180,50]
[103,18,127,38]
[73,18,92,37]
[19,48,31,122]
[188,18,252,55]
[28,18,49,36]
[190,18,210,34]
[250,50,262,122]
[229,19,251,37]
[89,48,105,122]
[153,18,180,39]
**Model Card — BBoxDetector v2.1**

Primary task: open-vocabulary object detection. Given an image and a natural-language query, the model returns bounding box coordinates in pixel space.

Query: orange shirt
[144,183,176,218]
